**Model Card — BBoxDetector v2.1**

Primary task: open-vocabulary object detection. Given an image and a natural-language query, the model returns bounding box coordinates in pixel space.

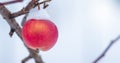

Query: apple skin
[22,19,58,51]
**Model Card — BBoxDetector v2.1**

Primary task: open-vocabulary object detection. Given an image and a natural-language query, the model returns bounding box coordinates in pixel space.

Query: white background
[0,0,120,63]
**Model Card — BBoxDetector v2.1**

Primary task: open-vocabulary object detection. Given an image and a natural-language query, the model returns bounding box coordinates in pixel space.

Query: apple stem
[21,13,29,26]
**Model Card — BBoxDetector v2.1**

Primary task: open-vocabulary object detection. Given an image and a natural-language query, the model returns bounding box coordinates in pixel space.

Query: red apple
[22,19,58,51]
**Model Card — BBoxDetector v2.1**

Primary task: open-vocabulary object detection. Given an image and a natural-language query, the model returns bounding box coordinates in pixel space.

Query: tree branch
[0,0,23,5]
[10,0,51,18]
[22,55,32,63]
[0,0,51,63]
[9,0,38,18]
[93,35,120,63]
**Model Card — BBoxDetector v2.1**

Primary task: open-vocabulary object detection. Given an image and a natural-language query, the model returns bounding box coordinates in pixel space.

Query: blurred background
[0,0,120,63]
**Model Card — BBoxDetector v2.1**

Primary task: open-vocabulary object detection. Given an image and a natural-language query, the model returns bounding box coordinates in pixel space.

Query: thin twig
[37,0,51,9]
[0,0,23,5]
[93,35,120,63]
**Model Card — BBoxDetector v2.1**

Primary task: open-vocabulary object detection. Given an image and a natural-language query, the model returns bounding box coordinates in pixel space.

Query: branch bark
[0,0,51,63]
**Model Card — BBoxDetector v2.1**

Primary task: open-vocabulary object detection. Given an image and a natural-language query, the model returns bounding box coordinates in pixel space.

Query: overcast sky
[0,0,120,63]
